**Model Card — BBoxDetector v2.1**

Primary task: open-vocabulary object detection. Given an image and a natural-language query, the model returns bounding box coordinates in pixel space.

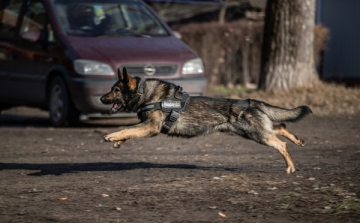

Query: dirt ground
[0,107,359,223]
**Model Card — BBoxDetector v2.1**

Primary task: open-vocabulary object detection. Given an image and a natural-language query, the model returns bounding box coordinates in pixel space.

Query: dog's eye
[114,87,120,92]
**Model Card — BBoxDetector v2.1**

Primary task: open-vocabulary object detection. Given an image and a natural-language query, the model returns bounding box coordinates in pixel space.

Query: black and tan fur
[101,68,312,173]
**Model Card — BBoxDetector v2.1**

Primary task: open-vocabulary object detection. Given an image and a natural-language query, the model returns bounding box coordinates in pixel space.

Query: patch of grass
[275,202,290,210]
[325,198,360,214]
[319,186,346,195]
[282,192,303,199]
[95,219,123,223]
[349,182,358,187]
[207,85,249,95]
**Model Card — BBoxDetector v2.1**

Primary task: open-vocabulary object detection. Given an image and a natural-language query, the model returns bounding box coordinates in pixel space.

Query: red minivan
[0,0,207,126]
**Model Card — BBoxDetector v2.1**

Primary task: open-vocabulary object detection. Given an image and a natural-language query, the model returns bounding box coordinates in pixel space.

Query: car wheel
[0,103,12,111]
[49,76,79,126]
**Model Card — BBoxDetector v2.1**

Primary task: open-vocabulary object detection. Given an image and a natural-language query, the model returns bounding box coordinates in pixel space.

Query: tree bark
[218,5,227,24]
[258,0,319,91]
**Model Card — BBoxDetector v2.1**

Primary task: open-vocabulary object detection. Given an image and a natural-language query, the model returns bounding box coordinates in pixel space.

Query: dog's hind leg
[263,134,296,174]
[273,123,305,146]
[231,110,296,173]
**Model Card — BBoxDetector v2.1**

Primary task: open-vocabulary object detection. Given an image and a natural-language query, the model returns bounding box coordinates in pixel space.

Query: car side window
[20,0,54,43]
[0,0,23,39]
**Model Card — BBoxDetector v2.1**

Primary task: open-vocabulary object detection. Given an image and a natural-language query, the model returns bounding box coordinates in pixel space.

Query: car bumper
[67,76,207,114]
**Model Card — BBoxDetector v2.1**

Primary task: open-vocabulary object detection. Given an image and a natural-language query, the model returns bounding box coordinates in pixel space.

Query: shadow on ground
[0,162,243,176]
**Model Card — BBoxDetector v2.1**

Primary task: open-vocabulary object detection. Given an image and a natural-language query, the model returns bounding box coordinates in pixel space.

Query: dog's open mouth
[110,103,123,114]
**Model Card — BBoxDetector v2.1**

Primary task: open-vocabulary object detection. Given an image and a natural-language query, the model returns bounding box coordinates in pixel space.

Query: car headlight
[74,59,114,75]
[182,58,204,75]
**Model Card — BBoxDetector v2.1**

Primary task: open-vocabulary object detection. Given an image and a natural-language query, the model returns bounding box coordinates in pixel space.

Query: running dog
[101,67,312,173]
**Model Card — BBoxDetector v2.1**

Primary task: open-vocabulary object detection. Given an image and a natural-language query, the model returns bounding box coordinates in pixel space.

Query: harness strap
[137,87,190,133]
[137,77,147,95]
[162,92,189,132]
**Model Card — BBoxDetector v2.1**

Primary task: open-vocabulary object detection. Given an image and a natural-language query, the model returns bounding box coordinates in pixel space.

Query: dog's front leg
[104,123,160,148]
[104,112,163,148]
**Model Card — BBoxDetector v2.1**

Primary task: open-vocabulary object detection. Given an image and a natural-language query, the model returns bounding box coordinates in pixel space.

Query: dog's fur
[101,68,312,173]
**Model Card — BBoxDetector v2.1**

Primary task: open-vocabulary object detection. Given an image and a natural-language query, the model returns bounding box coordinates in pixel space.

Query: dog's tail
[249,99,312,122]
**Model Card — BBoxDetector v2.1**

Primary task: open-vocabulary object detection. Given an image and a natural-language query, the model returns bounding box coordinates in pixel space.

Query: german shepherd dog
[101,68,312,173]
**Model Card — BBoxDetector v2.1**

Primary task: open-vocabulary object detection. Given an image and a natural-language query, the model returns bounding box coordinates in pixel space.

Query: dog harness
[137,78,190,133]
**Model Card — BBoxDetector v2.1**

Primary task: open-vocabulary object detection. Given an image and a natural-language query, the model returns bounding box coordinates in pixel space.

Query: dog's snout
[100,95,107,104]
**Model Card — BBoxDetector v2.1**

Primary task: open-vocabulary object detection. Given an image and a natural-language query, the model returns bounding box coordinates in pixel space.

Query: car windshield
[51,0,170,37]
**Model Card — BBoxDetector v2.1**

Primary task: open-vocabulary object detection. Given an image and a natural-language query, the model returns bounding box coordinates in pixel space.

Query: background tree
[258,0,319,91]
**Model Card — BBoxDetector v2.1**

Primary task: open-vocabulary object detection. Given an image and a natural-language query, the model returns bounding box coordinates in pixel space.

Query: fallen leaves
[247,190,259,195]
[114,207,122,211]
[101,194,110,198]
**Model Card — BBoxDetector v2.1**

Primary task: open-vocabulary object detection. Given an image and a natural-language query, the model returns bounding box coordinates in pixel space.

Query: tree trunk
[258,0,319,91]
[218,5,227,24]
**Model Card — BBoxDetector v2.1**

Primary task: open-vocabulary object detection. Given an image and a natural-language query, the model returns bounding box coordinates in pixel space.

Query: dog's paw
[113,141,124,148]
[103,135,111,141]
[299,139,305,147]
[104,134,116,142]
[286,166,296,174]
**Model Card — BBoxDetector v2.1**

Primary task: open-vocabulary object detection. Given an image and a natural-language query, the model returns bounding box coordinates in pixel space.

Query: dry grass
[208,82,360,117]
[176,22,329,87]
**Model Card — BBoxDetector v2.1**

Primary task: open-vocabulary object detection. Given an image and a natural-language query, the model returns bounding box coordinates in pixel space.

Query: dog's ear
[117,67,123,80]
[122,67,137,91]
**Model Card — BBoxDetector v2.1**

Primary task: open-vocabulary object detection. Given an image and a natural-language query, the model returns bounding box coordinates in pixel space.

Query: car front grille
[123,64,178,76]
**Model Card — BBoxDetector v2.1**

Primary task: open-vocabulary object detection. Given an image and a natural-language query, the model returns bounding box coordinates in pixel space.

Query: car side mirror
[21,30,41,42]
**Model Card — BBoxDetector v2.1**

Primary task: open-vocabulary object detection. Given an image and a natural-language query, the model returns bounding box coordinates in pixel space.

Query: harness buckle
[162,124,171,131]
[169,110,179,122]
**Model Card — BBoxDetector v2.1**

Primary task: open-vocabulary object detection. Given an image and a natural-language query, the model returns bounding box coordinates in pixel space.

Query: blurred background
[1,0,360,125]
[146,0,359,88]
[143,0,360,118]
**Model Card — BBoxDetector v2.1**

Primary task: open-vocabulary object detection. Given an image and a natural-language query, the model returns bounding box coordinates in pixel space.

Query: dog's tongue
[110,103,120,114]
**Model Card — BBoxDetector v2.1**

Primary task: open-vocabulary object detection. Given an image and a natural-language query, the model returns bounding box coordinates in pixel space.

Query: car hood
[66,36,196,64]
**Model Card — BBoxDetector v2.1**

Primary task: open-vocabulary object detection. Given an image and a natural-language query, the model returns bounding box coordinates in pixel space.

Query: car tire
[49,76,79,127]
[0,103,12,111]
